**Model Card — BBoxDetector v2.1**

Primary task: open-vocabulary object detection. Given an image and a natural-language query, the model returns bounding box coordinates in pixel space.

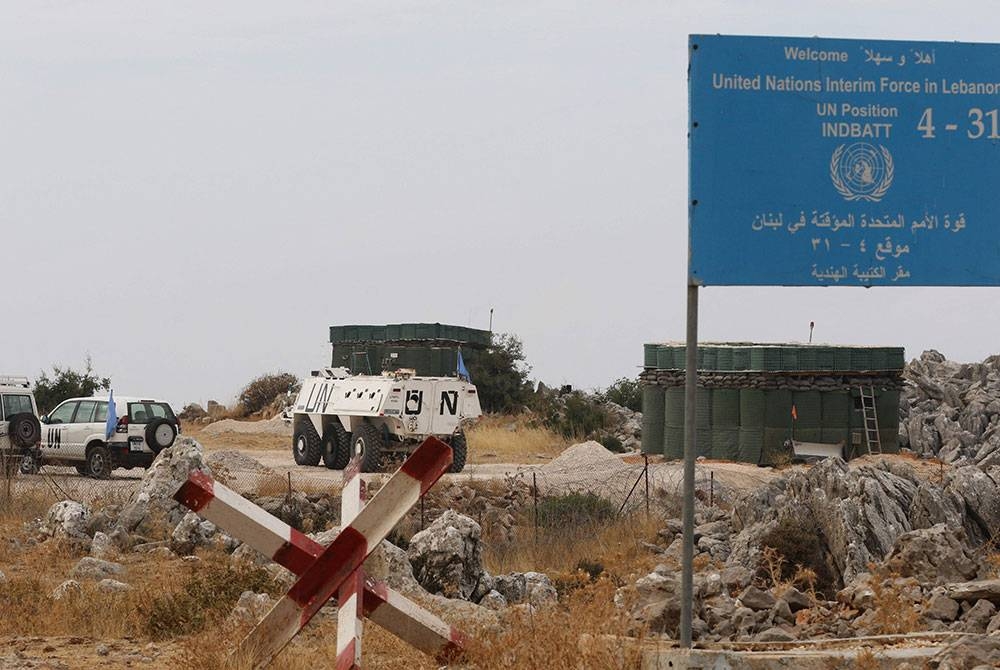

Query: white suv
[0,376,42,469]
[24,396,179,478]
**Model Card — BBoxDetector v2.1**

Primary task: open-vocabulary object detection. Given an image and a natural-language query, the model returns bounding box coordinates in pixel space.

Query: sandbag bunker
[640,343,905,465]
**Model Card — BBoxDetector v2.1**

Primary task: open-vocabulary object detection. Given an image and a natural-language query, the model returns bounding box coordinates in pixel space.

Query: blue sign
[689,35,1000,286]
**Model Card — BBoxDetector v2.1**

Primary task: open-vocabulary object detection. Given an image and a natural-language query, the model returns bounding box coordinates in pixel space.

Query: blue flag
[105,390,117,440]
[457,350,471,382]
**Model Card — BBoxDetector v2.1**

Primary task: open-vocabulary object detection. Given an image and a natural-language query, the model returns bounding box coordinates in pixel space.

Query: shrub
[33,357,111,414]
[463,333,533,413]
[237,372,300,416]
[598,378,642,413]
[600,435,625,453]
[537,492,616,528]
[758,514,836,596]
[531,390,610,439]
[575,558,605,581]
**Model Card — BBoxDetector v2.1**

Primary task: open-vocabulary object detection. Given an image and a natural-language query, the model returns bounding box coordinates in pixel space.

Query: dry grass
[177,577,641,670]
[466,414,569,463]
[0,425,656,669]
[465,578,643,670]
[486,509,664,579]
[182,423,287,453]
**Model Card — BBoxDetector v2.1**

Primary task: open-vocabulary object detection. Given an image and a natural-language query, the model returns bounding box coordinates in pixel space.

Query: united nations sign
[689,35,1000,286]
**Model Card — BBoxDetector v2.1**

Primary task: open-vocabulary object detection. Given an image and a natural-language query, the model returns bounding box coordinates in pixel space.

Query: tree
[238,372,301,416]
[598,377,642,412]
[463,333,532,413]
[33,357,111,414]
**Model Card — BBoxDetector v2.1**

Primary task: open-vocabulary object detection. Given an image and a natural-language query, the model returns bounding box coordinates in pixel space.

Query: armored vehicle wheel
[86,445,113,479]
[322,422,351,470]
[293,421,323,466]
[8,413,41,449]
[353,424,383,473]
[448,432,467,473]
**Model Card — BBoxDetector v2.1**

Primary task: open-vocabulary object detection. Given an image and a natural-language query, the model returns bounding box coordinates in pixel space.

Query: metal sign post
[680,284,698,647]
[684,33,1000,646]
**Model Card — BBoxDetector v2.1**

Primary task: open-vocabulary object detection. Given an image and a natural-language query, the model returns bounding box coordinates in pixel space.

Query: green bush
[463,333,533,413]
[537,492,616,528]
[33,357,111,414]
[598,378,642,413]
[599,435,626,453]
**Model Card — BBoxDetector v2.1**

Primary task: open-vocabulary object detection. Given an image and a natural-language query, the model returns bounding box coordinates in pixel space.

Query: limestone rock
[884,523,979,584]
[739,585,776,611]
[407,510,492,602]
[170,511,218,555]
[631,570,685,636]
[946,579,1000,604]
[71,557,125,581]
[478,590,508,611]
[364,540,423,595]
[960,599,996,634]
[97,579,132,593]
[925,592,961,621]
[40,501,91,542]
[230,591,273,624]
[90,532,113,559]
[115,437,211,536]
[756,626,796,642]
[52,580,81,600]
[777,586,812,612]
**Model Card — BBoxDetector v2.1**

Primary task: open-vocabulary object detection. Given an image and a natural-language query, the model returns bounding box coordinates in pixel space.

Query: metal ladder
[858,385,882,455]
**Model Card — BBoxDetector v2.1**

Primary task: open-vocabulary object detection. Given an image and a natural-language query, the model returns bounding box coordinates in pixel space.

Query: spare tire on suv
[145,418,177,453]
[8,413,41,449]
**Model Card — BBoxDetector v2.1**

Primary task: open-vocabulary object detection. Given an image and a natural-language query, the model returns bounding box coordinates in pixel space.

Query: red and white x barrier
[336,456,365,670]
[173,436,463,669]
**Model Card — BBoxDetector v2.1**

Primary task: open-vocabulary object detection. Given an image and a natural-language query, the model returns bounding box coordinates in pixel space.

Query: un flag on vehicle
[457,350,471,382]
[105,390,117,440]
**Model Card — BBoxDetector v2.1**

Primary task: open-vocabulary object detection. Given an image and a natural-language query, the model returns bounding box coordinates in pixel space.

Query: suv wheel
[8,413,41,449]
[86,445,113,479]
[353,424,383,473]
[448,432,468,473]
[145,418,177,453]
[292,421,322,466]
[322,422,351,470]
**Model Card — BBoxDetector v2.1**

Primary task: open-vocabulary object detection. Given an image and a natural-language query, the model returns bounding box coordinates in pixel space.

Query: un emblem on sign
[830,143,894,202]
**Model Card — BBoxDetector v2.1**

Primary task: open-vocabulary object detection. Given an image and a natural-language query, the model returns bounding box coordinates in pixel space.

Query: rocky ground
[9,351,1000,667]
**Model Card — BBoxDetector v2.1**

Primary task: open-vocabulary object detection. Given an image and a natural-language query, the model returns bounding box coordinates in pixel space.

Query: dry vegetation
[0,472,659,669]
[465,414,569,463]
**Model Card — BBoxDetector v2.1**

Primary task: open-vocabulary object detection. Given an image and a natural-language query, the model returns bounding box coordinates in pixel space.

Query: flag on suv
[105,390,117,440]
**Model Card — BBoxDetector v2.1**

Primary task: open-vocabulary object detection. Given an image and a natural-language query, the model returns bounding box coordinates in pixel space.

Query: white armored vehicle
[290,367,481,473]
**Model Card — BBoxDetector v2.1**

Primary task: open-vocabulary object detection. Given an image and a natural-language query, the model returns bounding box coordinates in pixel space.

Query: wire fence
[0,448,777,550]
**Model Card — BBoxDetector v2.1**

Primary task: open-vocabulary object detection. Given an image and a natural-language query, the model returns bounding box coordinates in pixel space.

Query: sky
[3,1,1000,408]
